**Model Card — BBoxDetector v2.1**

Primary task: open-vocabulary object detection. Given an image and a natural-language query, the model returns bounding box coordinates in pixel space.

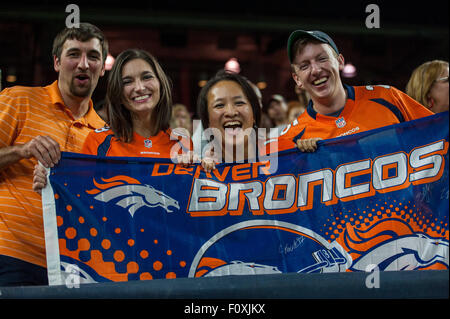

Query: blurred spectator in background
[287,100,306,123]
[247,80,274,137]
[260,111,274,130]
[94,99,108,123]
[295,85,310,106]
[170,103,192,136]
[266,94,289,127]
[248,80,263,109]
[406,60,449,114]
[264,94,289,137]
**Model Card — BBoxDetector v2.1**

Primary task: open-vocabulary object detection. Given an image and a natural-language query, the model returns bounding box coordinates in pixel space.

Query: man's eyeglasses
[435,76,449,83]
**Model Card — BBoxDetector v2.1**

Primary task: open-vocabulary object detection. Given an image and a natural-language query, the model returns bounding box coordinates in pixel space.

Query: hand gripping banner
[42,112,449,285]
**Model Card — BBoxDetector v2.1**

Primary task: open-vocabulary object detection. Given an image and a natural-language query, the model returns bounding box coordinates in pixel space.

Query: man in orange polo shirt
[0,23,107,286]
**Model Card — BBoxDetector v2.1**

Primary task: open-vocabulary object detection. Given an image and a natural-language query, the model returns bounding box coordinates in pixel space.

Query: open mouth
[74,74,90,84]
[223,121,243,136]
[313,77,328,86]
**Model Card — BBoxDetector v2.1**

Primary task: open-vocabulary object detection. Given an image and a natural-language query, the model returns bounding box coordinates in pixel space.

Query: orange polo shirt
[0,81,105,267]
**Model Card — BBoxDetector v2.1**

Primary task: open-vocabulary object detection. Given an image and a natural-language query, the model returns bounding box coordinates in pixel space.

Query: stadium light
[105,54,115,71]
[224,58,240,74]
[342,63,357,78]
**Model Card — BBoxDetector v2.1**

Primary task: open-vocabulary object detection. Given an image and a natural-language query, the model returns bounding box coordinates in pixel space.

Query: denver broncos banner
[42,112,449,285]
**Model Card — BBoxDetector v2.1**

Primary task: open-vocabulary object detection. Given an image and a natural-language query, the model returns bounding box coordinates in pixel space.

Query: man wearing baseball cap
[277,29,433,148]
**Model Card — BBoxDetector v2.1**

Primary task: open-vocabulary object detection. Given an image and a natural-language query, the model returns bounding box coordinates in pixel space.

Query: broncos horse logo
[350,233,449,271]
[86,175,179,217]
[343,218,449,271]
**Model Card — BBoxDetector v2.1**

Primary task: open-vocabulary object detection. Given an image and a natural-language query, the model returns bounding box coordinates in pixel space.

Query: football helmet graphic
[189,220,352,277]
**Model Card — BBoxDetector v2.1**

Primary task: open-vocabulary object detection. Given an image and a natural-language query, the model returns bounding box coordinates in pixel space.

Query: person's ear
[292,72,304,89]
[100,60,106,77]
[53,55,60,73]
[427,95,434,109]
[337,54,345,71]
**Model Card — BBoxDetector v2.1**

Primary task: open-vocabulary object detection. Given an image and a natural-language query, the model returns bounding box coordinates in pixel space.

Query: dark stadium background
[0,0,448,118]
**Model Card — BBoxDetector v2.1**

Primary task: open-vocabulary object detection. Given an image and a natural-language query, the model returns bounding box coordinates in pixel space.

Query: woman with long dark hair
[82,48,189,157]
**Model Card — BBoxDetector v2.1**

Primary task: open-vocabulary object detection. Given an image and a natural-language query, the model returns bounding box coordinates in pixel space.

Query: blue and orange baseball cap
[287,30,339,63]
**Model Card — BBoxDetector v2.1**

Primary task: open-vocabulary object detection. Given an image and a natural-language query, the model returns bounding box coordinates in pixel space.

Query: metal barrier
[0,270,447,299]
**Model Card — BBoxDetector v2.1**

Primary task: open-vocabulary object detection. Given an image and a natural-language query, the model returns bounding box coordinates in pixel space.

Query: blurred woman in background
[406,60,449,114]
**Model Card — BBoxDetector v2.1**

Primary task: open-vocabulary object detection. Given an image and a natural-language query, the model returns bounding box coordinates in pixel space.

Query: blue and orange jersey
[276,84,434,144]
[82,127,192,158]
[260,137,297,156]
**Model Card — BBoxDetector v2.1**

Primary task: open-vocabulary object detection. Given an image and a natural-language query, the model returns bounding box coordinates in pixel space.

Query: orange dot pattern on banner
[320,196,449,242]
[55,188,188,281]
[54,183,193,281]
[57,216,63,227]
[166,272,176,279]
[127,262,139,274]
[153,261,163,271]
[65,227,77,239]
[114,250,125,262]
[101,239,111,249]
[140,272,152,280]
[318,196,449,268]
[140,250,149,259]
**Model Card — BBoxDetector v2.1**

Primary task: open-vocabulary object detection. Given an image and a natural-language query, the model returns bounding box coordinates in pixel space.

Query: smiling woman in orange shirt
[80,49,190,158]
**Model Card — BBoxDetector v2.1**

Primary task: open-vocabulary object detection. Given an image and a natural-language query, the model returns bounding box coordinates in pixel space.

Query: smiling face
[291,41,345,105]
[54,38,105,99]
[207,80,255,160]
[121,58,161,120]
